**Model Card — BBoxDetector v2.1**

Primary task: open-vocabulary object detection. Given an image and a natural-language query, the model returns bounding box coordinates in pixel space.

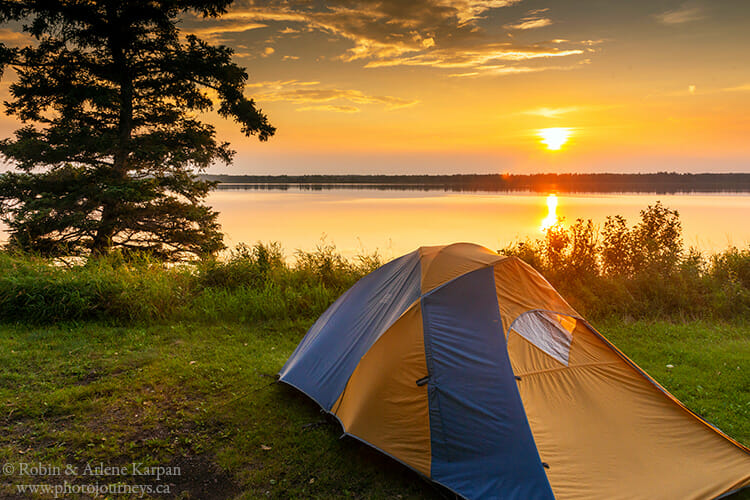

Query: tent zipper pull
[416,376,430,386]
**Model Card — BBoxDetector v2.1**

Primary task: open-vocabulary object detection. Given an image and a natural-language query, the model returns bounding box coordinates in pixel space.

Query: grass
[0,318,747,499]
[0,243,378,325]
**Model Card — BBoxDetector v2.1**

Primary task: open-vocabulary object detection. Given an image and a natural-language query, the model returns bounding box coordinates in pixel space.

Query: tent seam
[512,360,622,378]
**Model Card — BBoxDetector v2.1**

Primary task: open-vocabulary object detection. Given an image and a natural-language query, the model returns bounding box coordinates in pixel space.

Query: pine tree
[0,1,274,259]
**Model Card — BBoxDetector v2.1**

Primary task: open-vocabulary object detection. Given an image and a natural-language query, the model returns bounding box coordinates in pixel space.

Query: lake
[209,186,750,260]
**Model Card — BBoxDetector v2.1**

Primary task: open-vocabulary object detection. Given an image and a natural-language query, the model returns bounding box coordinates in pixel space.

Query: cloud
[433,0,522,24]
[246,80,321,89]
[504,18,553,30]
[184,22,267,42]
[520,103,615,116]
[197,0,590,75]
[250,80,419,110]
[522,106,583,117]
[449,59,589,77]
[463,65,548,75]
[263,46,275,56]
[296,105,360,113]
[503,8,553,31]
[364,44,584,69]
[655,3,704,24]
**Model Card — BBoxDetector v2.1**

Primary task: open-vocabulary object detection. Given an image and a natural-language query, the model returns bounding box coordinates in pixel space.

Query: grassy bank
[0,242,380,325]
[0,319,747,499]
[1,237,749,325]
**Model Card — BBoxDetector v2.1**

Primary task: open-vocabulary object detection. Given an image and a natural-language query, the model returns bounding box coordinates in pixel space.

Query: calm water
[209,188,750,259]
[1,188,747,258]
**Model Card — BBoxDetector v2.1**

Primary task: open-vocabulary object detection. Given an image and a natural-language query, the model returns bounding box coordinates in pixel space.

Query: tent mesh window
[510,311,577,366]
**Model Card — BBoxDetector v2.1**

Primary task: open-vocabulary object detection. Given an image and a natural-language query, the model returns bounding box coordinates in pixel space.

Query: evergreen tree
[0,0,274,258]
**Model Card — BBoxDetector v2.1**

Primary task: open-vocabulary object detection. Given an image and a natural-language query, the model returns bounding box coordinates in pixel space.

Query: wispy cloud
[520,103,616,117]
[504,8,553,31]
[246,80,321,89]
[449,59,590,78]
[655,3,705,25]
[522,106,583,117]
[297,105,360,113]
[250,81,418,111]
[505,18,552,30]
[184,22,267,42]
[364,44,584,69]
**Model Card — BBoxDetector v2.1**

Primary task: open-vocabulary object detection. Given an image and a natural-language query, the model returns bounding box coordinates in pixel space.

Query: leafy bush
[500,202,750,321]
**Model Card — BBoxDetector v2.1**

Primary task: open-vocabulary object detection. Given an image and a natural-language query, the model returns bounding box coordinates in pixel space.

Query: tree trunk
[92,7,133,254]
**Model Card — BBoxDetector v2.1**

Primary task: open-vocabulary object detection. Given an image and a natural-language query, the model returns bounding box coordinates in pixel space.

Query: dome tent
[279,243,750,499]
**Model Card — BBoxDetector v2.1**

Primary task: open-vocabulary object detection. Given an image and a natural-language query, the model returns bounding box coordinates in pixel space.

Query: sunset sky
[3,0,750,174]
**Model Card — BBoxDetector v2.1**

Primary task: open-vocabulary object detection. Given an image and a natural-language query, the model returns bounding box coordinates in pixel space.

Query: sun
[538,127,572,151]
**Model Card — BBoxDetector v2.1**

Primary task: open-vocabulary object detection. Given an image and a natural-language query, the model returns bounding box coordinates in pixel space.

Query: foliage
[0,0,274,259]
[500,203,750,321]
[0,242,381,324]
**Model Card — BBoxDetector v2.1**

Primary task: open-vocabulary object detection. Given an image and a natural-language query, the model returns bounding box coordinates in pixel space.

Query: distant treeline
[201,173,750,193]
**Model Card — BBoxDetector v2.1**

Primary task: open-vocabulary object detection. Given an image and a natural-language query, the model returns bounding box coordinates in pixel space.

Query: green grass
[0,318,748,499]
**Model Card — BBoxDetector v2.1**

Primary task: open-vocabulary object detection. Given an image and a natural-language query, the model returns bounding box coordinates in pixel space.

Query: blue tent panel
[421,266,554,500]
[279,250,422,410]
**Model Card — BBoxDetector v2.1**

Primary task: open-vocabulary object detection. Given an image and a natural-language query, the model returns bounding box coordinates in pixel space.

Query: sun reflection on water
[540,193,558,231]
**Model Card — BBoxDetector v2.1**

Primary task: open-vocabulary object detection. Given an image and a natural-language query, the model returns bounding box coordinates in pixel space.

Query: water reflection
[540,194,558,231]
[207,189,750,259]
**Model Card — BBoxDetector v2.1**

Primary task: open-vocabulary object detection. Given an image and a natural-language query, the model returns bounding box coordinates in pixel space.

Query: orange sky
[2,0,750,174]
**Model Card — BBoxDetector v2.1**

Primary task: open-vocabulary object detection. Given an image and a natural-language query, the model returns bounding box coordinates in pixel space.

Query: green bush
[500,203,750,321]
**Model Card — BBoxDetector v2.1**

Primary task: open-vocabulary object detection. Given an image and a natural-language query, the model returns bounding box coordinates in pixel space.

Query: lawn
[0,318,748,499]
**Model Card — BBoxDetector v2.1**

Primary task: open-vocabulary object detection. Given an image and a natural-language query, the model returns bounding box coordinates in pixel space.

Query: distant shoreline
[201,173,750,194]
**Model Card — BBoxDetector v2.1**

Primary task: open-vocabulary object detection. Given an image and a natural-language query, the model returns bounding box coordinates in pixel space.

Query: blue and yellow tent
[279,243,750,499]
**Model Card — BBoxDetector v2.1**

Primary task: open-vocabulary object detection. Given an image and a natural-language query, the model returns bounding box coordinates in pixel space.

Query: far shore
[201,172,750,194]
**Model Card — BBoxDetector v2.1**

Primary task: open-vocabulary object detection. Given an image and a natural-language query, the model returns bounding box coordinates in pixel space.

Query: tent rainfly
[279,243,750,500]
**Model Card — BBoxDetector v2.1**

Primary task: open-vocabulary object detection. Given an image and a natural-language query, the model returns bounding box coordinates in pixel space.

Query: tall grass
[0,242,381,324]
[1,203,749,324]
